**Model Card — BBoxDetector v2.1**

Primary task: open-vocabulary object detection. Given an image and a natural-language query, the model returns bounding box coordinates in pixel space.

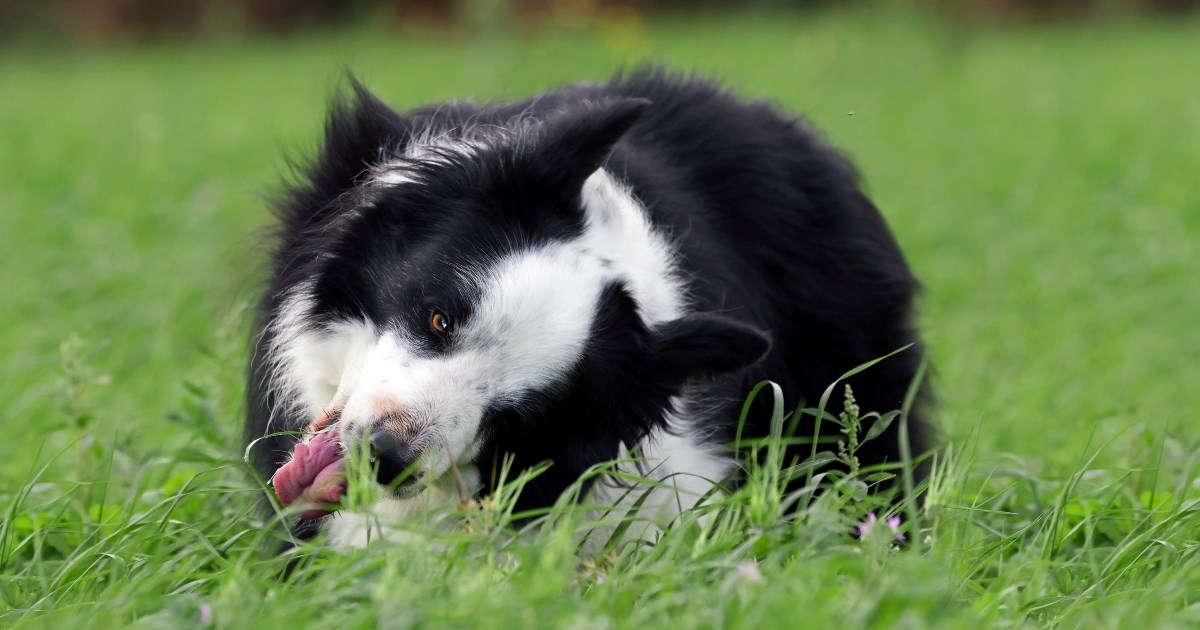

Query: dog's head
[261,83,769,508]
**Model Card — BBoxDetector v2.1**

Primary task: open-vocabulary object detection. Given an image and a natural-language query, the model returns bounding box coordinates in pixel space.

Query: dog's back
[503,71,930,472]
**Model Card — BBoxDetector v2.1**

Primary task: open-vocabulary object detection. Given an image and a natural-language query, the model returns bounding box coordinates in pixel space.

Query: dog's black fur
[247,69,929,528]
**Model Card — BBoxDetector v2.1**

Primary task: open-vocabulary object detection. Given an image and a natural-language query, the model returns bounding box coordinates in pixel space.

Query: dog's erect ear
[313,79,410,196]
[651,313,772,382]
[324,79,409,170]
[536,97,650,190]
[281,79,410,230]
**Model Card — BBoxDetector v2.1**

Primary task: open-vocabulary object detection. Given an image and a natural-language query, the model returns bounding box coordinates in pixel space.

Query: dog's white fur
[269,168,724,546]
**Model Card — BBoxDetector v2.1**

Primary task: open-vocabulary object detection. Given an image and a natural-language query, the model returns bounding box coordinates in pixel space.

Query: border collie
[246,69,928,547]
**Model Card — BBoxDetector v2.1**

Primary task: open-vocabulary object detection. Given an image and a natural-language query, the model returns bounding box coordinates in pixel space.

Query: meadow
[1,5,1198,627]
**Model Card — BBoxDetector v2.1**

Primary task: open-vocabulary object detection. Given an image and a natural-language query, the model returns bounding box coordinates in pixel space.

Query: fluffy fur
[246,69,929,545]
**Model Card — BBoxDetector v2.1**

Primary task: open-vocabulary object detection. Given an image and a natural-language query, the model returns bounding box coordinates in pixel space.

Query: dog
[246,69,929,547]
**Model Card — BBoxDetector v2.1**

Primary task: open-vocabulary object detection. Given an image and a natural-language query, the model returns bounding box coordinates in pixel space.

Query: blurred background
[0,0,1197,479]
[2,0,1199,41]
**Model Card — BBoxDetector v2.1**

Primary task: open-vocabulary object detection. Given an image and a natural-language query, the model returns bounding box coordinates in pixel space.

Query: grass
[2,5,1199,627]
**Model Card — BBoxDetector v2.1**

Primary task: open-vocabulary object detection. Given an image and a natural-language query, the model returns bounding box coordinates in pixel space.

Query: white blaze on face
[333,246,610,480]
[265,168,686,489]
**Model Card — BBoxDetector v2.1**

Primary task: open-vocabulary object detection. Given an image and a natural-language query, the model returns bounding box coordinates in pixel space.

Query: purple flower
[200,603,213,624]
[857,512,905,542]
[736,560,763,582]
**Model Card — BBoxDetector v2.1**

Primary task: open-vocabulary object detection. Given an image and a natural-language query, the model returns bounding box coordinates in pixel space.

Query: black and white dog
[247,69,928,546]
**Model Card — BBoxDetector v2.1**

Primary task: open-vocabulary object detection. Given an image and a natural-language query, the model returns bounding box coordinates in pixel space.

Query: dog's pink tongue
[273,430,346,520]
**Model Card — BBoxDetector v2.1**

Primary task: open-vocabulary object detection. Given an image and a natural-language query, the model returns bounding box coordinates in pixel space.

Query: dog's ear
[535,97,650,192]
[651,313,772,382]
[317,79,410,189]
[279,79,410,231]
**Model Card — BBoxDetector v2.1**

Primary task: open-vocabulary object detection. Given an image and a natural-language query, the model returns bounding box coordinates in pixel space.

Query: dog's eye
[430,310,450,334]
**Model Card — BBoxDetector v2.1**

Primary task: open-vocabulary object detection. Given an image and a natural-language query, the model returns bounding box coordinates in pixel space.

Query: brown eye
[431,310,450,334]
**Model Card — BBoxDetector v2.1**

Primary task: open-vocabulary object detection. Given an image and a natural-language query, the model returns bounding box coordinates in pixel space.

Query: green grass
[2,6,1199,627]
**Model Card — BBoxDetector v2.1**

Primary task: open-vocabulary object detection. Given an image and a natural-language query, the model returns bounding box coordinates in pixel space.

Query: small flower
[596,574,607,585]
[199,603,213,624]
[736,560,763,582]
[857,512,905,542]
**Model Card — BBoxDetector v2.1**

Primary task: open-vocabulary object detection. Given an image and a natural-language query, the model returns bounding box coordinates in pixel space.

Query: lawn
[1,5,1198,627]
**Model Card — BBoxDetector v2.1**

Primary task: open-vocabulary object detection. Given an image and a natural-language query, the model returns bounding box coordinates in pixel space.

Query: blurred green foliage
[3,0,1197,42]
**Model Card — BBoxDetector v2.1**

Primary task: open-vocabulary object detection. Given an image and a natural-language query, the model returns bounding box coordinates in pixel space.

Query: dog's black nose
[368,427,421,488]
